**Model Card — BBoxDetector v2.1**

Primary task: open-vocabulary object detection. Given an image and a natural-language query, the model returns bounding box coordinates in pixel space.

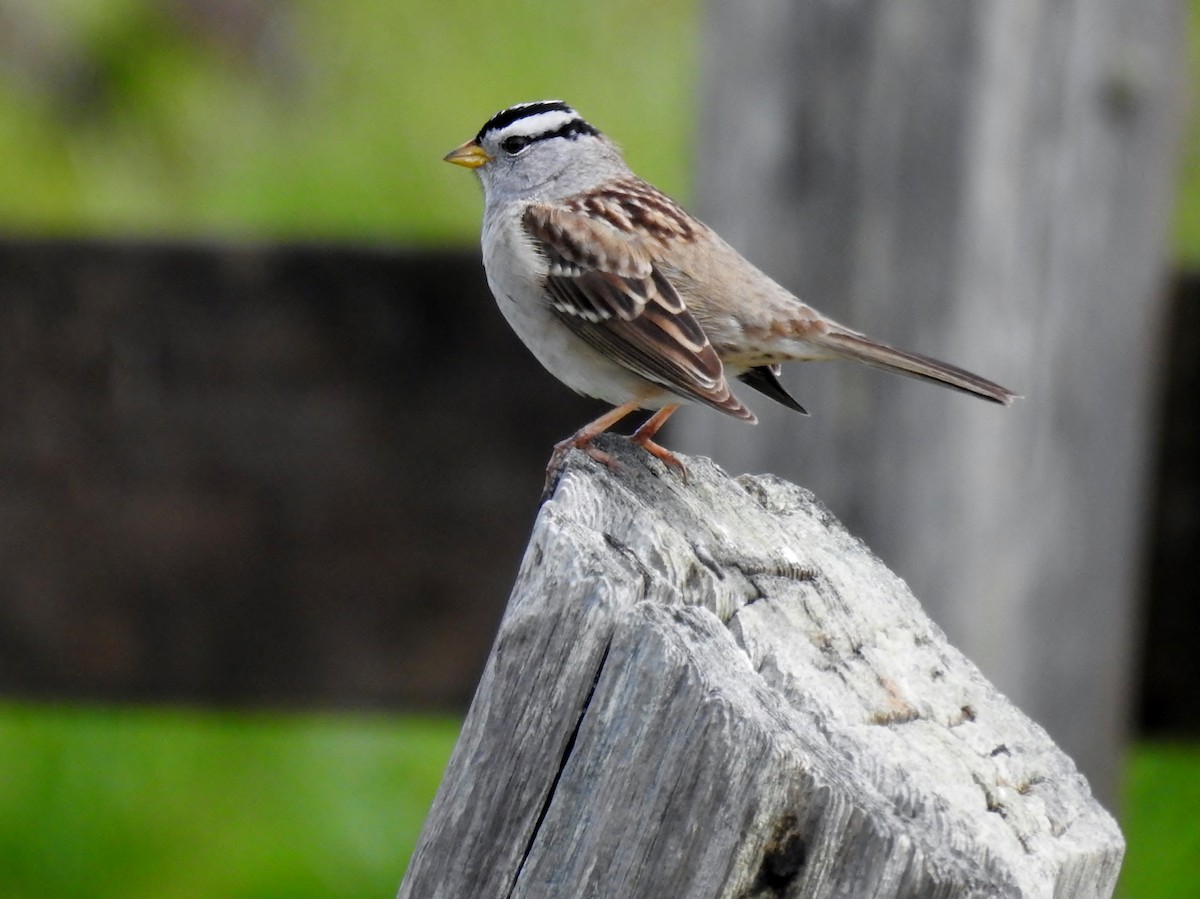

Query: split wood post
[397,438,1123,899]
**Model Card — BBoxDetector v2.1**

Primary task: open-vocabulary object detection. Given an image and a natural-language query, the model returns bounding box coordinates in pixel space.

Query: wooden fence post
[683,0,1185,807]
[397,439,1122,899]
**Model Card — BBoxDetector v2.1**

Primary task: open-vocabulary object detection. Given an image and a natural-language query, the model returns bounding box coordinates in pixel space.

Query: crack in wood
[744,812,808,897]
[690,541,727,580]
[506,640,612,898]
[602,532,654,600]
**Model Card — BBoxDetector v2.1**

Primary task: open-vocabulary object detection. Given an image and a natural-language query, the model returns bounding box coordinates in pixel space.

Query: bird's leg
[549,399,643,473]
[628,404,687,482]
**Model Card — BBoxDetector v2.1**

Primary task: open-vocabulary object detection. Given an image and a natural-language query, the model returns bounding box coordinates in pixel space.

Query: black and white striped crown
[475,100,600,146]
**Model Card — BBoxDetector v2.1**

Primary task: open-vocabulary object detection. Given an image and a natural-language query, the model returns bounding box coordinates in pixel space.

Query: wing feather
[523,201,753,420]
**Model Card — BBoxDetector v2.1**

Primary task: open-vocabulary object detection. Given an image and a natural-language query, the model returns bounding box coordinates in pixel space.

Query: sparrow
[445,100,1016,478]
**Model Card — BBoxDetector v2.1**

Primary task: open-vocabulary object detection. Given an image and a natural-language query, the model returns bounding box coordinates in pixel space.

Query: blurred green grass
[1,0,1196,259]
[0,703,459,899]
[0,703,1195,897]
[1118,743,1200,898]
[1176,0,1200,263]
[0,0,700,243]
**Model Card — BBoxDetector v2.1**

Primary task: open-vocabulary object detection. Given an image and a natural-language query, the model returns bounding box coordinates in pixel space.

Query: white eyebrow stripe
[491,109,580,140]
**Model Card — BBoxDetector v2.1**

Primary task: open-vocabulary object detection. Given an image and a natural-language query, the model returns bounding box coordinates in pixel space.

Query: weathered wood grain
[684,0,1185,805]
[398,439,1122,899]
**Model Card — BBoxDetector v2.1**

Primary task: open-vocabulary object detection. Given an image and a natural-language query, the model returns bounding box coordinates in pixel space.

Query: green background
[0,1,1196,896]
[0,703,1195,898]
[0,0,699,244]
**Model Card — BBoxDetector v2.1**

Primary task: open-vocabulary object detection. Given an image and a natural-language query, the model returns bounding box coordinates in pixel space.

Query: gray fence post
[398,440,1122,898]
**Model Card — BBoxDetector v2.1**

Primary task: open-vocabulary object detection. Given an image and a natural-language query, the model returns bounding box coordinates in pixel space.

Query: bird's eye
[501,135,532,155]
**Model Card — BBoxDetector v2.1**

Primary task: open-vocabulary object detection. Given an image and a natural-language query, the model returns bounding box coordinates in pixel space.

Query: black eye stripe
[496,118,601,154]
[538,119,600,142]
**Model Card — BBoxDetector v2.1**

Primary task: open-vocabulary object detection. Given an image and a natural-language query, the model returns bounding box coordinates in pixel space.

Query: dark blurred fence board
[1139,271,1200,736]
[0,238,602,709]
[0,239,1195,739]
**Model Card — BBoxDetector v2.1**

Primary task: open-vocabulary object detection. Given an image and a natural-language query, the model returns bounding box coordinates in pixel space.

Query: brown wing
[523,202,753,421]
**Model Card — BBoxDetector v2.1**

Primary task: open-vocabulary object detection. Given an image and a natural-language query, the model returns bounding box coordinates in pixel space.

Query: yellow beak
[443,141,492,169]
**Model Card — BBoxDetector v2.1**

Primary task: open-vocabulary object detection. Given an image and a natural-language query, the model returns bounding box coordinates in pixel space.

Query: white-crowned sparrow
[445,100,1017,477]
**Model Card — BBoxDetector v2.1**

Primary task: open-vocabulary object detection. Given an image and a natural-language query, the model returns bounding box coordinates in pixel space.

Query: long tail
[814,329,1018,405]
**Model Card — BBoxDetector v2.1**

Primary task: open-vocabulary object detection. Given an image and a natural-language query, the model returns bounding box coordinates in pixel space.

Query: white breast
[480,203,674,410]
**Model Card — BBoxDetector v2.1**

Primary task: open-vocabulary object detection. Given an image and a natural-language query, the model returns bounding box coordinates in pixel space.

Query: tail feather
[815,330,1018,406]
[738,365,809,415]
